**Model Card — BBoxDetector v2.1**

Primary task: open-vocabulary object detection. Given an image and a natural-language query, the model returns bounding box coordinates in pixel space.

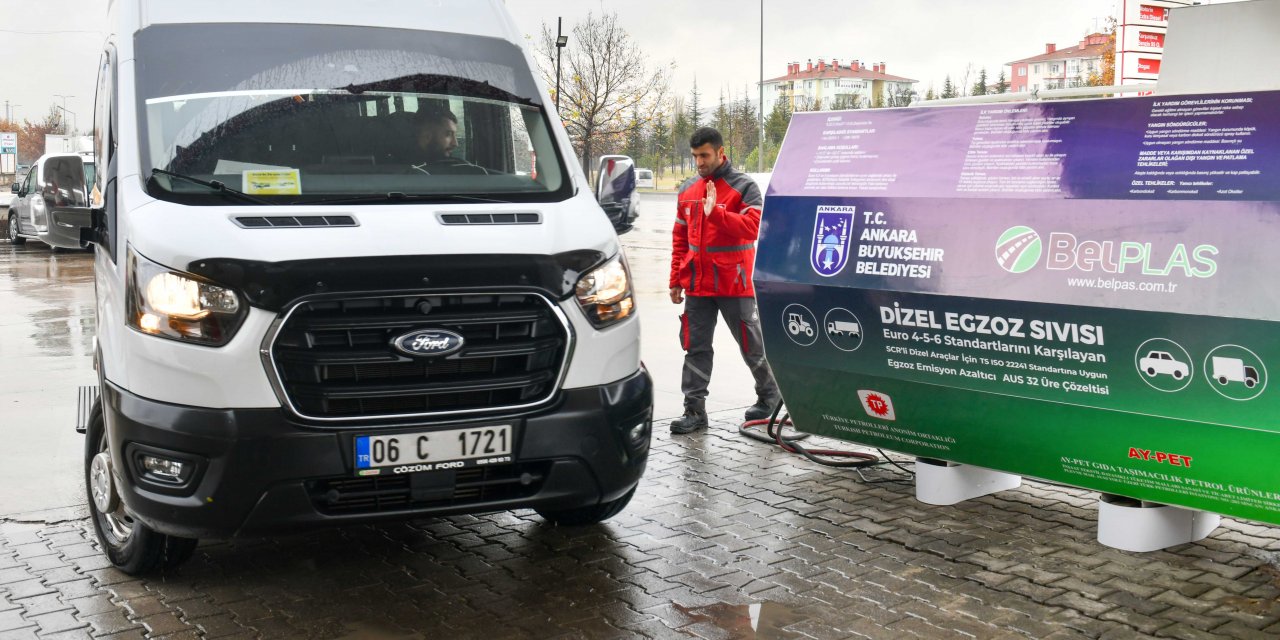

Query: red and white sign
[1140,4,1169,22]
[857,390,896,421]
[1121,27,1168,55]
[1120,52,1164,81]
[1122,0,1192,27]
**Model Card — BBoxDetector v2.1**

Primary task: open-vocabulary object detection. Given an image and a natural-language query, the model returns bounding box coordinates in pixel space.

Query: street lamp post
[56,106,77,134]
[758,0,765,172]
[555,18,569,114]
[53,94,76,133]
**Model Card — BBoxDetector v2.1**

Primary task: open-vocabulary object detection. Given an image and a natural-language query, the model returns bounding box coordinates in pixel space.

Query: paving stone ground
[3,410,1280,639]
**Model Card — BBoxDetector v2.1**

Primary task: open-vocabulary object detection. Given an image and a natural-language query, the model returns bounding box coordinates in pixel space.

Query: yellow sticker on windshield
[242,169,301,195]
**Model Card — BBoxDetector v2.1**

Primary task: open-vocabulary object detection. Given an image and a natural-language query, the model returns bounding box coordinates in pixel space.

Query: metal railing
[909,83,1157,107]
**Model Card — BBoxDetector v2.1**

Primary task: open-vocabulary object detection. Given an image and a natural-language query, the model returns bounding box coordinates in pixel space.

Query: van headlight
[126,248,245,346]
[574,253,635,328]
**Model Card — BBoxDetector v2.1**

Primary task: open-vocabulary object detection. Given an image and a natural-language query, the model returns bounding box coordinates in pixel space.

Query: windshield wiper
[150,168,276,205]
[290,192,513,206]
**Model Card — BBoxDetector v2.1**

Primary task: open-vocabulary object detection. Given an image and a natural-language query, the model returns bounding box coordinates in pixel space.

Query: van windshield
[134,24,569,205]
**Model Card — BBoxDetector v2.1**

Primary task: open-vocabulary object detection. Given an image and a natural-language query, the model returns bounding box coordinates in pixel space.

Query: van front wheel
[535,486,636,526]
[85,409,198,575]
[6,213,23,245]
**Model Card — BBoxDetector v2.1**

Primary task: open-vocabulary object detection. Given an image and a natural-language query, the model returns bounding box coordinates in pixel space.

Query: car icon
[1139,350,1189,380]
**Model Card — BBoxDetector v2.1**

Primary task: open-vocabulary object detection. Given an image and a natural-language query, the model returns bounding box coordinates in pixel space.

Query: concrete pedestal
[1097,494,1220,552]
[915,458,1022,506]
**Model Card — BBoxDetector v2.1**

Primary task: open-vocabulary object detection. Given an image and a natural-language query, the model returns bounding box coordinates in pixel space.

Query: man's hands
[703,180,716,216]
[669,286,685,304]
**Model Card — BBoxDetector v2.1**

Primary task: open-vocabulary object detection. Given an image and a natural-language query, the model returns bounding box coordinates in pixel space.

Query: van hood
[126,194,620,310]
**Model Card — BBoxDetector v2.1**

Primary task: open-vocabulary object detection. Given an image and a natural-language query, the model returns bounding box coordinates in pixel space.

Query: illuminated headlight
[574,253,635,328]
[127,248,245,346]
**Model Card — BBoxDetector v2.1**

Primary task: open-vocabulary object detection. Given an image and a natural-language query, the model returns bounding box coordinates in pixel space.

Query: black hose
[738,400,880,469]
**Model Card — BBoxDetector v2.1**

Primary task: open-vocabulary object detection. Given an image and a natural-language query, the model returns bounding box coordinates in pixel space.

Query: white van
[6,151,95,247]
[635,168,655,189]
[52,0,651,574]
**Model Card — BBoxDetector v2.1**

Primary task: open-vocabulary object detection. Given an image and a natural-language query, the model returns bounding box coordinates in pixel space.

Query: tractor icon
[787,313,814,337]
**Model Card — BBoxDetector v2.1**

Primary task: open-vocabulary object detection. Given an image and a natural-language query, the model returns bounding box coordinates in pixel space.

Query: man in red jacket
[669,127,780,434]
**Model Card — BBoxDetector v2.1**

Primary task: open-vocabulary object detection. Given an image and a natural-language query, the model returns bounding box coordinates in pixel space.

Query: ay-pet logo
[811,206,854,277]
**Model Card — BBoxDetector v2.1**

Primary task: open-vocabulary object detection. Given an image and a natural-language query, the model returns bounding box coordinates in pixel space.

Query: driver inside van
[411,107,489,175]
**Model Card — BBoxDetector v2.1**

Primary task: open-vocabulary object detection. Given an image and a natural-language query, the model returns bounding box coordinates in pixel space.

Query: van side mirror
[596,154,638,234]
[9,183,17,194]
[40,155,93,249]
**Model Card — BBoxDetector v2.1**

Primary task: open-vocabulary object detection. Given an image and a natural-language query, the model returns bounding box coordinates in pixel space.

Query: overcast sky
[2,0,1238,130]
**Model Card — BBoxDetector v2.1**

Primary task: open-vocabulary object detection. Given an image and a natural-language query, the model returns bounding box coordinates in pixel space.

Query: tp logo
[995,226,1042,274]
[857,390,896,421]
[811,206,854,277]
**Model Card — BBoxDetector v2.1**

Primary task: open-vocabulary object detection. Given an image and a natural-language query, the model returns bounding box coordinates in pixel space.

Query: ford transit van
[53,0,652,574]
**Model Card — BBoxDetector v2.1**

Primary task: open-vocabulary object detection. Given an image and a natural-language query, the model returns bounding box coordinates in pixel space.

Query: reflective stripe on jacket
[669,159,762,297]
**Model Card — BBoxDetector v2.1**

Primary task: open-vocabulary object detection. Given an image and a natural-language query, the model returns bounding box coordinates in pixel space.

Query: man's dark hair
[417,106,458,127]
[689,127,723,149]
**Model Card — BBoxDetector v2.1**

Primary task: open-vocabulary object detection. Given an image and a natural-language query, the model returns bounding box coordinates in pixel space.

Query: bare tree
[536,12,671,178]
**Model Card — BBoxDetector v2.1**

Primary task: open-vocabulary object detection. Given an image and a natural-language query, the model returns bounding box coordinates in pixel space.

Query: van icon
[1212,356,1259,388]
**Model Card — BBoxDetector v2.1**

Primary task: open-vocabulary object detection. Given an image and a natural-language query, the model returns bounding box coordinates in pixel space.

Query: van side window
[93,44,119,261]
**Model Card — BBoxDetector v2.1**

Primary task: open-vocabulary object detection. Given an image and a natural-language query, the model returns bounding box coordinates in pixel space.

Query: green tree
[831,94,862,110]
[764,99,791,146]
[624,106,645,160]
[744,139,781,172]
[535,12,671,176]
[1087,17,1118,87]
[688,80,703,130]
[972,68,989,96]
[671,99,691,173]
[995,70,1010,94]
[941,75,958,99]
[649,113,670,176]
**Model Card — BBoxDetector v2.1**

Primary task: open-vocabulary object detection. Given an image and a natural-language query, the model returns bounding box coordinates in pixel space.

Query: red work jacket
[669,160,763,297]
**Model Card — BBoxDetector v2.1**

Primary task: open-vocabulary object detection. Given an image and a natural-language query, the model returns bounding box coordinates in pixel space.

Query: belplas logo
[995,226,1043,274]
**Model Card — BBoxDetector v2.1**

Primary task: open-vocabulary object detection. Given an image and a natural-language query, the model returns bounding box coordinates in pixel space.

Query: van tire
[85,407,199,575]
[6,213,23,245]
[535,485,636,526]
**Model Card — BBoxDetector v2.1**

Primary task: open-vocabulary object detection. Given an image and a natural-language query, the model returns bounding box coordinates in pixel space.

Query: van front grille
[307,463,548,514]
[270,293,568,420]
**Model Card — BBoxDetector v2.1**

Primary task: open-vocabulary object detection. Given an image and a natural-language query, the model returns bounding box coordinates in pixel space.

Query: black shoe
[744,398,779,421]
[670,410,708,434]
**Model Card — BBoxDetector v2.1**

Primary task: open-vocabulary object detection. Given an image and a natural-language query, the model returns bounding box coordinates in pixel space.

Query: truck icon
[1212,357,1259,388]
[787,313,814,337]
[1139,350,1188,379]
[827,320,861,338]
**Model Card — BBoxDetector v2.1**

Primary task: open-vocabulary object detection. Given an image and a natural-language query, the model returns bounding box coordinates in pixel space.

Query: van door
[17,166,36,232]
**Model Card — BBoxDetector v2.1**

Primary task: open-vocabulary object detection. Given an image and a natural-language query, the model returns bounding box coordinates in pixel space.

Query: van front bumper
[101,368,652,539]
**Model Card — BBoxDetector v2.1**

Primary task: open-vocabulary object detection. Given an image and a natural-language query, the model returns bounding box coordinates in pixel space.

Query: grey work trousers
[679,295,780,413]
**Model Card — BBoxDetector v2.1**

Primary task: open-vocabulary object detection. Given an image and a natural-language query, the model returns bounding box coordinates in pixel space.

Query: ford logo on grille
[391,329,465,358]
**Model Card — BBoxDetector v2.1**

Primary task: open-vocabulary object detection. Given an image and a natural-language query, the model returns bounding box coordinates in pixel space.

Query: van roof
[133,0,521,44]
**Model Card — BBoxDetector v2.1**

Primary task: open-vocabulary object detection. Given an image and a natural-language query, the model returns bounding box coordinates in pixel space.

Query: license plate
[354,425,513,475]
